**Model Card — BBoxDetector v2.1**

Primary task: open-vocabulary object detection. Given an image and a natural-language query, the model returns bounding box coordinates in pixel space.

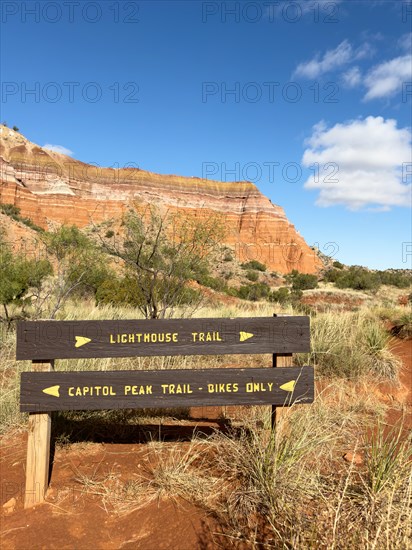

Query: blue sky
[1,0,411,269]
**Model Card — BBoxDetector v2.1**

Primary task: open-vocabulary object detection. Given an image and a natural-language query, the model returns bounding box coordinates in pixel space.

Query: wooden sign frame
[16,316,310,360]
[16,315,313,509]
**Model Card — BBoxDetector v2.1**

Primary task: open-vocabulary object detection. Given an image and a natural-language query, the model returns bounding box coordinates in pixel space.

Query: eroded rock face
[0,126,322,273]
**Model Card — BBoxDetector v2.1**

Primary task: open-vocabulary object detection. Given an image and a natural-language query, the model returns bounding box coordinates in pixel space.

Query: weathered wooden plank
[16,317,310,360]
[20,366,314,412]
[24,361,54,509]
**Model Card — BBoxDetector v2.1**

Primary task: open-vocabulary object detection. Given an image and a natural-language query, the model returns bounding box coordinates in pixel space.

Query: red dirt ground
[1,340,411,550]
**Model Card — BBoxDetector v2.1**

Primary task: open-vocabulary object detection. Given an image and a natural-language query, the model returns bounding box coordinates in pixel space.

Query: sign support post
[24,360,54,509]
[272,314,278,430]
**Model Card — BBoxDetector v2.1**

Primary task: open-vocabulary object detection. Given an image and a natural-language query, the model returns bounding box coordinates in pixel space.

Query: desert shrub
[241,260,267,272]
[0,203,20,218]
[197,274,228,292]
[245,270,258,282]
[325,267,411,291]
[377,270,411,288]
[236,282,271,301]
[96,276,200,309]
[0,203,44,232]
[286,270,318,290]
[270,287,290,304]
[0,238,52,322]
[101,206,224,318]
[390,311,412,339]
[332,260,344,269]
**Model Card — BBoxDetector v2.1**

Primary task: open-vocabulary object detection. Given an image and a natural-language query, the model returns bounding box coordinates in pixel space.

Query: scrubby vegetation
[241,260,267,272]
[0,203,44,232]
[0,203,410,548]
[324,265,411,291]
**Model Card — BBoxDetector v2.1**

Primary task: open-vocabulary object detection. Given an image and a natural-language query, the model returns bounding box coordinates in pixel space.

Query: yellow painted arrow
[75,336,92,348]
[239,331,254,342]
[280,380,296,392]
[42,385,60,398]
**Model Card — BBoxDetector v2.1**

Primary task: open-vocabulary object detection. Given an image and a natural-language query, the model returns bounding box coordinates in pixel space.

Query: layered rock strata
[0,126,321,273]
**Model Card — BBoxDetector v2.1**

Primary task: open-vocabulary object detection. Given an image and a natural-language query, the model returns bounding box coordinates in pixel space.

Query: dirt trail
[1,340,411,550]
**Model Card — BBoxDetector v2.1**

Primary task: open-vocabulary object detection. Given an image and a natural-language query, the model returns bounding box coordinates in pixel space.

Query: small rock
[3,497,17,514]
[343,452,363,465]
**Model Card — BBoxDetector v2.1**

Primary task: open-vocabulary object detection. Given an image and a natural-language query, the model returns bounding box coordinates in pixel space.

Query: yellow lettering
[192,332,198,342]
[76,387,82,396]
[110,334,115,344]
[206,332,212,342]
[199,333,205,342]
[233,383,239,392]
[128,334,135,343]
[172,333,178,342]
[169,384,175,394]
[144,333,150,342]
[246,383,253,393]
[69,387,74,396]
[267,382,273,391]
[166,333,171,342]
[121,334,127,343]
[216,332,222,341]
[146,385,153,394]
[161,384,169,394]
[124,385,131,395]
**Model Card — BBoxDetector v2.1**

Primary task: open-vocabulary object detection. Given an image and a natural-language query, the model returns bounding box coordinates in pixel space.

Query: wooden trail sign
[20,366,314,412]
[16,315,314,509]
[16,316,310,360]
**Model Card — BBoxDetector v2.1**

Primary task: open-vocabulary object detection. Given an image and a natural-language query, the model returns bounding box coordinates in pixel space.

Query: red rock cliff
[0,126,322,273]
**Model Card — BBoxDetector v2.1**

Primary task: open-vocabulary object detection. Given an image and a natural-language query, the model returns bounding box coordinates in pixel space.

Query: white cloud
[43,144,73,156]
[363,54,412,100]
[302,116,412,210]
[398,32,412,52]
[294,40,352,79]
[342,66,362,88]
[293,40,373,79]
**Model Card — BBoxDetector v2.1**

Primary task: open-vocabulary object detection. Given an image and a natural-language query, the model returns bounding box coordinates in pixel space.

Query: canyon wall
[0,125,322,273]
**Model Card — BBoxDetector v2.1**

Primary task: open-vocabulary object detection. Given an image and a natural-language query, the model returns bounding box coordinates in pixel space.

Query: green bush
[0,204,20,218]
[0,239,52,321]
[270,287,290,304]
[332,261,344,269]
[335,268,379,291]
[96,276,200,308]
[246,270,259,282]
[286,270,318,291]
[235,282,271,301]
[0,203,44,232]
[241,260,267,272]
[325,266,410,291]
[197,274,228,292]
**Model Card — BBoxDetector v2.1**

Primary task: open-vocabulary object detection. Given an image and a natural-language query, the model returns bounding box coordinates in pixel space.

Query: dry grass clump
[204,407,411,548]
[296,311,401,381]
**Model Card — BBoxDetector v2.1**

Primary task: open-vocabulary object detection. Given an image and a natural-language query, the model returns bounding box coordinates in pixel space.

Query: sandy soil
[1,340,411,550]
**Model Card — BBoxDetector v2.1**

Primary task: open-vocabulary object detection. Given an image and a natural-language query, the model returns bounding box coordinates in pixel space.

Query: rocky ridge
[0,125,322,273]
